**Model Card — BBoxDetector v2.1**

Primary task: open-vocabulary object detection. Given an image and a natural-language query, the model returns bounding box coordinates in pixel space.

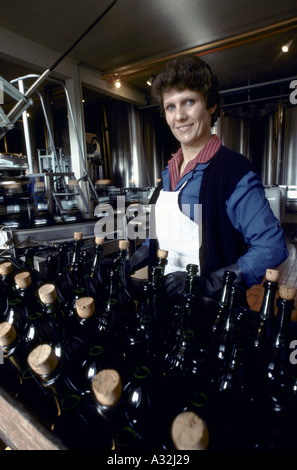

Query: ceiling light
[146,76,154,86]
[115,79,121,88]
[282,39,293,53]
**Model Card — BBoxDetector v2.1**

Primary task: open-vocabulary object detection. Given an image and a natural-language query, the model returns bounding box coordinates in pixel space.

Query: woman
[127,54,288,300]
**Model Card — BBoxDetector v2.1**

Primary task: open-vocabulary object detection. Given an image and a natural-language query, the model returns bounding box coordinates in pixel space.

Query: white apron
[155,183,201,275]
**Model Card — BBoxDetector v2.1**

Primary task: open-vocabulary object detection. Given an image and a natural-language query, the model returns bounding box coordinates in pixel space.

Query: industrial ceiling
[0,0,297,110]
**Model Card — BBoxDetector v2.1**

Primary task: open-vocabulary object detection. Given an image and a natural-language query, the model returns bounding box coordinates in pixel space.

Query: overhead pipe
[101,16,297,82]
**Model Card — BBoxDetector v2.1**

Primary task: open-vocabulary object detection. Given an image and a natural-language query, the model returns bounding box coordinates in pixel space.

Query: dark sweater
[198,145,254,276]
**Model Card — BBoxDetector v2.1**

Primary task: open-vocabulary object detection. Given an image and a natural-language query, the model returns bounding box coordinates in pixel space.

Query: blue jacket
[156,147,288,287]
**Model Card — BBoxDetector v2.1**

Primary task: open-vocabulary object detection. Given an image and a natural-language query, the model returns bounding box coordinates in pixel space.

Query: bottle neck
[259,280,278,320]
[70,240,82,269]
[218,272,236,308]
[223,286,237,326]
[57,244,69,275]
[273,297,294,349]
[90,245,103,279]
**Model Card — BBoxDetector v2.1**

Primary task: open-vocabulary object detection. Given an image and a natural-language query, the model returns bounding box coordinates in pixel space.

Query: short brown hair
[151,54,219,126]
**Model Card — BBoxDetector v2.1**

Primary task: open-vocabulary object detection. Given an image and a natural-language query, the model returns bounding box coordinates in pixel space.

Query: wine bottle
[253,269,279,352]
[3,271,28,333]
[0,321,22,395]
[112,239,130,287]
[212,270,237,335]
[154,248,168,275]
[90,237,104,284]
[123,358,161,448]
[92,368,144,449]
[0,261,14,321]
[163,294,201,410]
[165,264,201,351]
[28,344,113,449]
[133,281,163,368]
[183,263,199,296]
[69,232,83,274]
[38,284,83,366]
[14,271,52,353]
[210,284,240,375]
[252,285,297,449]
[263,285,296,408]
[0,322,55,427]
[56,243,74,308]
[64,296,118,393]
[209,308,255,449]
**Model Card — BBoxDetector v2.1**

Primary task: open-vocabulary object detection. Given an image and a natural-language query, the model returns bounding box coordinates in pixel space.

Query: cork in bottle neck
[27,344,59,376]
[74,232,83,241]
[92,369,122,407]
[0,261,13,277]
[119,240,129,251]
[171,411,209,450]
[0,322,17,347]
[15,271,32,289]
[265,269,280,283]
[157,249,168,259]
[38,284,58,304]
[279,284,297,301]
[75,297,95,319]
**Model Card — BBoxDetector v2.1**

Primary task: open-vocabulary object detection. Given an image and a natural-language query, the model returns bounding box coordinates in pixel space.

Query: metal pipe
[101,16,297,80]
[276,99,284,185]
[17,79,34,173]
[1,1,117,136]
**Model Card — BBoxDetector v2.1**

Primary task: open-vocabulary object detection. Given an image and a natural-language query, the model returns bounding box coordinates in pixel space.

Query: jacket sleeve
[226,171,288,287]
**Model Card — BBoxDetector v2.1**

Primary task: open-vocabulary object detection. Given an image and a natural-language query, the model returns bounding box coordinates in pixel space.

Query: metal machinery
[0,1,154,269]
[0,1,141,264]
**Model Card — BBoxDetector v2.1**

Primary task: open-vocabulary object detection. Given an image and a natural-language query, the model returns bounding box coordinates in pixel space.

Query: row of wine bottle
[0,232,297,450]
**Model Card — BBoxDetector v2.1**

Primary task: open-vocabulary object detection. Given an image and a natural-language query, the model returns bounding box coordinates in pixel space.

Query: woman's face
[163,88,216,152]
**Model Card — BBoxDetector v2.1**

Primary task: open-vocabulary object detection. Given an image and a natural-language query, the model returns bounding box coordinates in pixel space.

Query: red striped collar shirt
[168,134,222,190]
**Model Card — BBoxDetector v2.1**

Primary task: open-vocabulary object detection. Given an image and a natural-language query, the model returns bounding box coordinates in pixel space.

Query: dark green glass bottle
[212,270,237,335]
[14,271,52,353]
[92,368,145,450]
[123,359,161,449]
[3,271,28,333]
[56,242,74,308]
[0,322,56,428]
[210,284,240,374]
[252,284,297,449]
[0,261,14,323]
[209,308,255,449]
[69,232,83,275]
[252,269,279,354]
[28,344,113,449]
[37,283,82,367]
[90,237,104,286]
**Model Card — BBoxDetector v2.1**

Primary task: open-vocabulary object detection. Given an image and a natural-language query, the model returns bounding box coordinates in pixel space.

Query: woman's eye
[185,99,195,106]
[165,104,175,112]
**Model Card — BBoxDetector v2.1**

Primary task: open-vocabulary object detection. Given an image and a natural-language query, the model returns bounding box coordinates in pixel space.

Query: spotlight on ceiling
[282,39,292,53]
[115,79,121,88]
[146,76,154,86]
